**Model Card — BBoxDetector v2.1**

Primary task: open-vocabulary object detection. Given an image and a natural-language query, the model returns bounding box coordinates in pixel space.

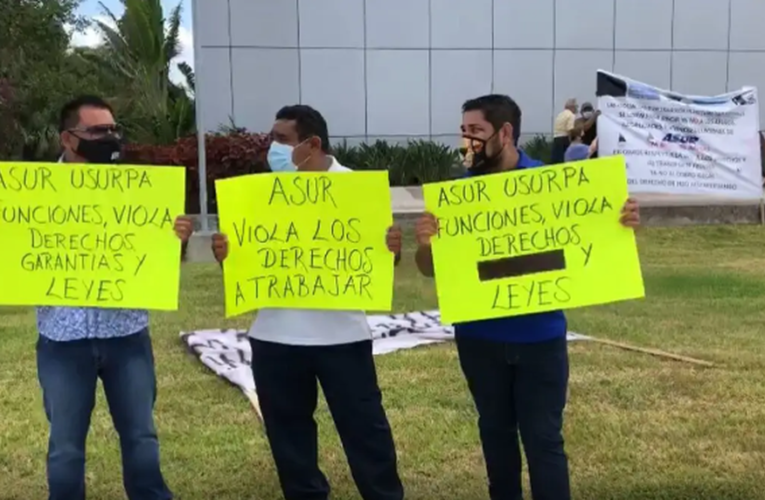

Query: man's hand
[415,212,438,247]
[386,225,403,255]
[211,233,229,263]
[588,138,598,158]
[174,216,194,242]
[620,198,640,228]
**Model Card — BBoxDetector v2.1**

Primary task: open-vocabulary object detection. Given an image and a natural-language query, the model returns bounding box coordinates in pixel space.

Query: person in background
[563,123,590,162]
[551,98,578,164]
[589,137,599,159]
[39,95,193,500]
[211,105,404,500]
[413,94,640,500]
[578,102,599,148]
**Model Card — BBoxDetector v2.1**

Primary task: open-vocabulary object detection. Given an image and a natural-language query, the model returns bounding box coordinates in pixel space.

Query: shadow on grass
[577,480,758,500]
[645,271,765,299]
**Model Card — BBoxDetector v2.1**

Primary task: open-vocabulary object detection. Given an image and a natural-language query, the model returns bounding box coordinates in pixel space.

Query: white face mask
[267,141,297,172]
[266,139,312,172]
[582,111,593,119]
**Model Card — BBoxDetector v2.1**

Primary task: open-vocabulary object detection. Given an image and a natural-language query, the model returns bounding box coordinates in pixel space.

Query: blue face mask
[267,141,297,172]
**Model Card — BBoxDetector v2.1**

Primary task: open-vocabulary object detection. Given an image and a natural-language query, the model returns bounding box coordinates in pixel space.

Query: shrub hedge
[124,132,271,213]
[333,139,462,185]
[123,133,554,213]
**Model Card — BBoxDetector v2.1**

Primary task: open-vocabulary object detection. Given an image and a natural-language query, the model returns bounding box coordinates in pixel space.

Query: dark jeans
[456,335,570,500]
[36,329,172,500]
[250,338,403,500]
[551,136,571,164]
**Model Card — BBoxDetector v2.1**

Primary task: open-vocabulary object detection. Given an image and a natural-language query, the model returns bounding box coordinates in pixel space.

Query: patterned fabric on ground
[179,311,589,401]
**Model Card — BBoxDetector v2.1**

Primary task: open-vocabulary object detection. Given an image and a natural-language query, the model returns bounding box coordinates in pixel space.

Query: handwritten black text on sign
[230,175,377,306]
[433,165,615,311]
[0,165,173,303]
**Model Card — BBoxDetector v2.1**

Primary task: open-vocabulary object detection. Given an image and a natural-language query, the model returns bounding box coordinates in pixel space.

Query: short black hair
[462,94,522,144]
[59,95,113,132]
[275,104,331,153]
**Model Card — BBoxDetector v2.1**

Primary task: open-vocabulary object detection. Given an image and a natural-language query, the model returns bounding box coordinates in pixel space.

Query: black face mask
[465,133,504,176]
[74,136,123,164]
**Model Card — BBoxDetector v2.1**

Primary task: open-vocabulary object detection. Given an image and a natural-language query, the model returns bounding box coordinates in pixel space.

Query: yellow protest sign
[0,162,186,310]
[216,171,395,317]
[423,156,644,324]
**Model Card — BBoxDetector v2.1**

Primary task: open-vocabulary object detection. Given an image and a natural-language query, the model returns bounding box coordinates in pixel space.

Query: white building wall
[194,0,765,147]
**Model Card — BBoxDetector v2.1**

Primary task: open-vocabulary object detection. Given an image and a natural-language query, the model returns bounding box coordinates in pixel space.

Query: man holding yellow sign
[213,105,404,500]
[415,95,642,500]
[0,95,191,500]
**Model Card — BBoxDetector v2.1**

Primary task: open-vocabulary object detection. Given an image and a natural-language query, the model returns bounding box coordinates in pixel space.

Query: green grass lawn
[2,226,765,499]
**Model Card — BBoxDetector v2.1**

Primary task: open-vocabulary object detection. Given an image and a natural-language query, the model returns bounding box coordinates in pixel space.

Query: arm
[582,113,597,131]
[386,225,403,267]
[588,138,598,158]
[211,233,228,268]
[620,198,640,228]
[413,212,438,277]
[174,216,194,262]
[415,244,434,277]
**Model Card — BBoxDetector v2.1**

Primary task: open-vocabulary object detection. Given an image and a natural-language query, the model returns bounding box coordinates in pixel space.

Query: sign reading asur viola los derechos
[215,171,395,317]
[597,70,762,199]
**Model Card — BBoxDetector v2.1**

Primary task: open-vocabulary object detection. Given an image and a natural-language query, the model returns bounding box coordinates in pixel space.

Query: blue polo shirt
[454,149,568,343]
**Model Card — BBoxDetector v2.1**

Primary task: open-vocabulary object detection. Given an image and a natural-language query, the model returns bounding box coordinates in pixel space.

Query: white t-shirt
[248,157,373,346]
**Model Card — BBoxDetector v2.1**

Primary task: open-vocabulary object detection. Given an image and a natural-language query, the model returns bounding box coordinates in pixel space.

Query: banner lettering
[597,70,762,198]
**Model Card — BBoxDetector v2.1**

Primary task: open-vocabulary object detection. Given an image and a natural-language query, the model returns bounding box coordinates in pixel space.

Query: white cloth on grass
[180,310,589,397]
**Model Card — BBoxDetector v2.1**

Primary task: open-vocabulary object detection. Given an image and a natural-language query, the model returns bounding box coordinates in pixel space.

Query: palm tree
[94,0,195,145]
[178,61,195,94]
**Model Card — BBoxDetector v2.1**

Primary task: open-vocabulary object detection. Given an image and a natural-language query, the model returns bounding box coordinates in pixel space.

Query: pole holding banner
[191,0,209,232]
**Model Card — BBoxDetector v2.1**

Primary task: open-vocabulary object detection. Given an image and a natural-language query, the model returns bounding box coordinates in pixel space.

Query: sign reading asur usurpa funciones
[423,156,645,324]
[0,162,186,309]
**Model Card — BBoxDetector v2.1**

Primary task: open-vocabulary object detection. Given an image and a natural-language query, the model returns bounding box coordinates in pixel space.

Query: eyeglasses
[69,124,123,137]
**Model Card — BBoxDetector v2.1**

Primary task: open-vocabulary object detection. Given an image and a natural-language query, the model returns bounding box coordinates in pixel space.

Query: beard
[469,136,504,176]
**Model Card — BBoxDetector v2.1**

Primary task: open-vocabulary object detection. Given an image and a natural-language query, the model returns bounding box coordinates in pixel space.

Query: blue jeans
[36,329,172,500]
[456,335,570,500]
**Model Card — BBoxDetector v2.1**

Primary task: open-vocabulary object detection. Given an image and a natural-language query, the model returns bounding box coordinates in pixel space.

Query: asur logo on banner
[659,133,707,151]
[732,94,756,106]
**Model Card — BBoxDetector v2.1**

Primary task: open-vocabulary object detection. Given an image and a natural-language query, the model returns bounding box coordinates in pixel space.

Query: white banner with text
[597,70,762,199]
